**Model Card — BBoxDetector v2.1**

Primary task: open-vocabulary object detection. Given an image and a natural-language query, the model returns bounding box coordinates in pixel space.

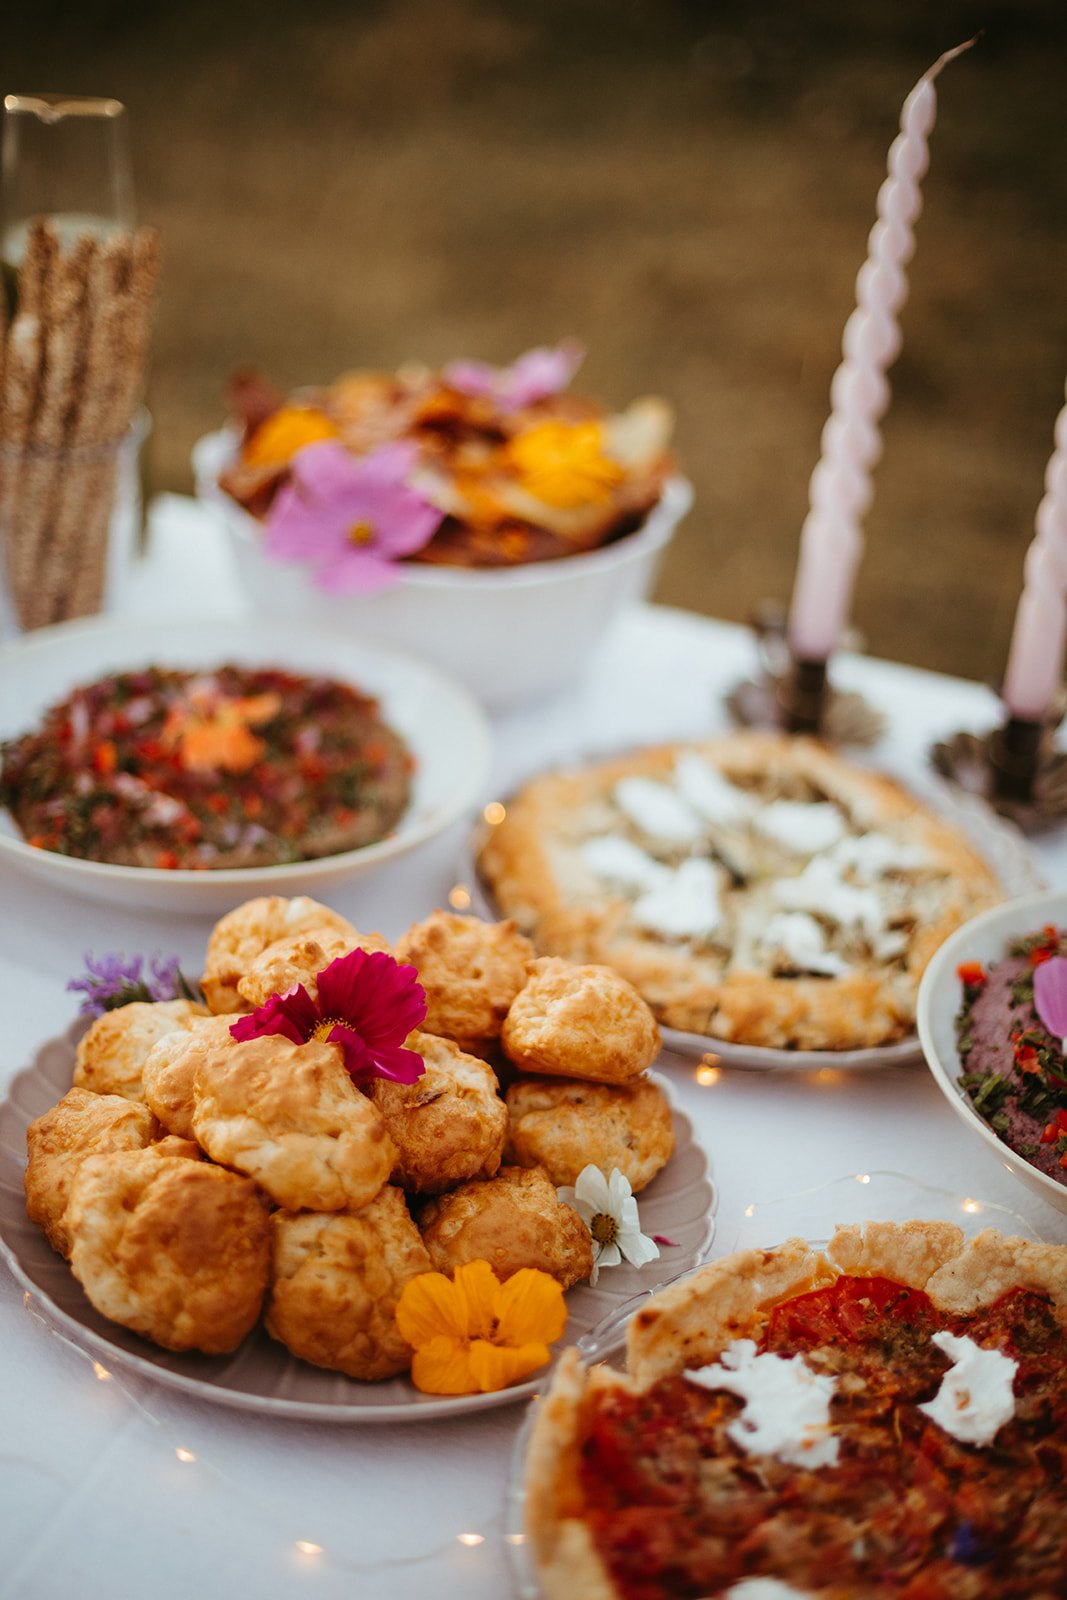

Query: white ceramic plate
[504,1169,1047,1597]
[0,615,493,913]
[917,887,1067,1216]
[0,1030,715,1422]
[464,772,1046,1071]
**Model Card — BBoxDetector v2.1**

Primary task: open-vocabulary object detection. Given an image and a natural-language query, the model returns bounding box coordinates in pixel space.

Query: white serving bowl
[916,887,1067,1216]
[192,430,693,711]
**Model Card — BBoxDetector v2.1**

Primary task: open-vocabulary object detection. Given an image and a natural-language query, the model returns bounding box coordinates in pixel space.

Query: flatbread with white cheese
[524,1223,1067,1600]
[478,733,1001,1050]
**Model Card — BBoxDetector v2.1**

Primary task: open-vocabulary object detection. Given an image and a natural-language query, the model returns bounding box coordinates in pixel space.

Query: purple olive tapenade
[0,664,413,870]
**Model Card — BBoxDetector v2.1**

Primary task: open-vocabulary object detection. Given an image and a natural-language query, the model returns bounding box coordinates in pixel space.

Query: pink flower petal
[318,949,427,1044]
[503,340,585,408]
[229,984,317,1047]
[1034,955,1067,1040]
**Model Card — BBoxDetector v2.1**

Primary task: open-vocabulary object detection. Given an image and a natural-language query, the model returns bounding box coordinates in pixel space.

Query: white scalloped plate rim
[463,762,1046,1071]
[0,1024,716,1423]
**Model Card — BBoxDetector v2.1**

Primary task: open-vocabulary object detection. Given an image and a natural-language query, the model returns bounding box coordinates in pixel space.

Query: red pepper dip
[0,665,413,869]
[576,1274,1067,1598]
[955,926,1067,1184]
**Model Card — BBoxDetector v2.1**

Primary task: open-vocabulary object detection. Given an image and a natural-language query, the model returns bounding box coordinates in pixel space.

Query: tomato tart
[479,733,1001,1051]
[524,1222,1067,1599]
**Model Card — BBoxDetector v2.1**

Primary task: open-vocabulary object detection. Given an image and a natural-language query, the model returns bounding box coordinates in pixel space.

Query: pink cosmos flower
[442,340,585,412]
[264,439,443,593]
[230,947,427,1085]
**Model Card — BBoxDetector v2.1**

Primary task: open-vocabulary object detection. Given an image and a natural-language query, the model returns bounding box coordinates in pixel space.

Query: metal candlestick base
[725,602,887,747]
[930,711,1067,831]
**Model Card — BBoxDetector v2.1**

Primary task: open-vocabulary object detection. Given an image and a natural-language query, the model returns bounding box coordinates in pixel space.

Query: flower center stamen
[590,1212,618,1247]
[310,1015,346,1043]
[347,520,374,546]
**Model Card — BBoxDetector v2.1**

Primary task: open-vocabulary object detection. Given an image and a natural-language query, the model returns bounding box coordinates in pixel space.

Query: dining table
[3,492,1067,1600]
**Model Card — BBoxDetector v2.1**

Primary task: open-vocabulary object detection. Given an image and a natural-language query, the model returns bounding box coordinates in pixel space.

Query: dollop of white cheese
[753,800,846,855]
[722,1582,815,1600]
[760,912,849,977]
[772,857,884,939]
[917,1331,1018,1446]
[614,777,703,845]
[685,1339,839,1468]
[831,832,929,880]
[631,857,722,941]
[673,752,752,826]
[580,835,670,893]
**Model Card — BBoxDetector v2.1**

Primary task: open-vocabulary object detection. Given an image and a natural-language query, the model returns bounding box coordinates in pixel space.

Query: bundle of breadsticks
[0,218,161,630]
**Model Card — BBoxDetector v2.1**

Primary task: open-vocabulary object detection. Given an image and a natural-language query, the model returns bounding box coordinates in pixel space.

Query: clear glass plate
[0,1029,716,1423]
[503,1169,1048,1597]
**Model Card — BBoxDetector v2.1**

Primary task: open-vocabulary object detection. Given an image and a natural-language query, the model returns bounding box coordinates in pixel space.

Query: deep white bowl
[192,430,693,710]
[916,888,1067,1216]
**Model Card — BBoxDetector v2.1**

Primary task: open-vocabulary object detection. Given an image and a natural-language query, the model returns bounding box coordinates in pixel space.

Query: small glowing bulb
[448,884,472,911]
[93,1362,112,1381]
[295,1541,322,1557]
[505,1533,527,1546]
[816,1067,843,1085]
[962,1198,980,1214]
[743,1203,756,1218]
[457,1533,484,1548]
[483,801,507,826]
[695,1055,721,1086]
[175,1447,196,1463]
[856,1173,871,1185]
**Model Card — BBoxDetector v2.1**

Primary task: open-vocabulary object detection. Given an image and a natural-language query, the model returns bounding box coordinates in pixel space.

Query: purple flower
[68,952,199,1018]
[230,947,427,1085]
[442,340,584,412]
[263,439,443,593]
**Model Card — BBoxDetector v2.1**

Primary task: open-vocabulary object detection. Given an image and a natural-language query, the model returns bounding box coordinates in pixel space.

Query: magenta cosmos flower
[442,340,584,412]
[229,947,427,1085]
[264,439,443,593]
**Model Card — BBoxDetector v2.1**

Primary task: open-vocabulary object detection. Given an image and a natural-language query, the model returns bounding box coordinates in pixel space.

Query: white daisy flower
[557,1164,660,1285]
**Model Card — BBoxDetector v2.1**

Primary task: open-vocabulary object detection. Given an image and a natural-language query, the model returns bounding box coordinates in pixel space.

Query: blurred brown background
[7,0,1067,680]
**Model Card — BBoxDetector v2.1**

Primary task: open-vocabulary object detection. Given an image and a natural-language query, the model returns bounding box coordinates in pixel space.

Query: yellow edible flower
[506,420,624,509]
[395,1259,567,1395]
[242,406,338,469]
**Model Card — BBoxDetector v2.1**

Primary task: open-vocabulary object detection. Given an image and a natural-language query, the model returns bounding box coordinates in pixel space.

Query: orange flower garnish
[505,420,624,509]
[242,406,338,469]
[395,1260,566,1395]
[162,691,281,775]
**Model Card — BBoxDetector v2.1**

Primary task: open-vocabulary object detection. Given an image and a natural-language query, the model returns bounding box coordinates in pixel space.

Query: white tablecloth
[3,496,1067,1598]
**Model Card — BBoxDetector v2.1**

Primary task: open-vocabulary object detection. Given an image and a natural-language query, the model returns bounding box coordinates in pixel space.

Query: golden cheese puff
[504,1074,674,1193]
[418,1166,593,1289]
[73,999,208,1103]
[266,1187,433,1380]
[502,958,660,1084]
[192,1035,394,1211]
[24,1087,158,1257]
[141,1013,246,1140]
[66,1147,270,1354]
[368,1031,507,1194]
[236,927,391,1010]
[201,895,360,1013]
[395,910,534,1050]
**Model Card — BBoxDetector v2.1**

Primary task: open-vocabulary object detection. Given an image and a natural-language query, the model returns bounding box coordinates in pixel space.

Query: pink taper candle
[788,40,975,662]
[1002,382,1067,718]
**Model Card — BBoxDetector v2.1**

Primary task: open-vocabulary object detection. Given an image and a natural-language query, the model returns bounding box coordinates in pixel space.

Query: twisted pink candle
[788,40,975,662]
[1002,382,1067,718]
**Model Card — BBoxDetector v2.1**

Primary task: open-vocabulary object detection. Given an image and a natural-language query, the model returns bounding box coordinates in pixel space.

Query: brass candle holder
[930,699,1067,830]
[725,601,887,747]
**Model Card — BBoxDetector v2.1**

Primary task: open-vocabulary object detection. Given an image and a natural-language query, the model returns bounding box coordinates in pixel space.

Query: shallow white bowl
[0,615,492,914]
[192,430,693,710]
[916,887,1067,1216]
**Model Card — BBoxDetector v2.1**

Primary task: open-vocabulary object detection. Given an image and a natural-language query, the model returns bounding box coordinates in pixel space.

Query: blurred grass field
[7,0,1067,681]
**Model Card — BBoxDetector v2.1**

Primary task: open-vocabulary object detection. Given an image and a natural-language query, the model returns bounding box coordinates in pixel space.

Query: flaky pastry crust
[236,926,391,1009]
[200,895,360,1013]
[504,1073,674,1191]
[66,1145,270,1353]
[479,732,1002,1051]
[523,1223,1067,1600]
[369,1031,508,1193]
[141,1012,244,1139]
[73,999,208,1102]
[24,1087,158,1257]
[502,958,660,1083]
[418,1164,593,1288]
[266,1187,432,1380]
[395,909,534,1049]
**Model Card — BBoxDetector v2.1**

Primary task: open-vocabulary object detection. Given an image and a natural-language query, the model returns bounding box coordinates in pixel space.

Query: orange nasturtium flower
[242,406,339,469]
[395,1260,567,1395]
[505,420,624,509]
[163,691,281,775]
